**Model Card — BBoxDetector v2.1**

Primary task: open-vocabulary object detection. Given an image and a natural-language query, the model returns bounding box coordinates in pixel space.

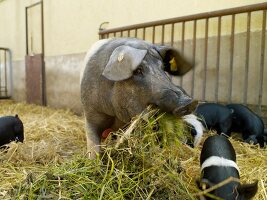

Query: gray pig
[80,38,197,158]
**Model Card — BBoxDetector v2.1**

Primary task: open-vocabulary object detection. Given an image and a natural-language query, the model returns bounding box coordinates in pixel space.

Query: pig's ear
[102,45,147,81]
[155,46,192,76]
[237,180,258,199]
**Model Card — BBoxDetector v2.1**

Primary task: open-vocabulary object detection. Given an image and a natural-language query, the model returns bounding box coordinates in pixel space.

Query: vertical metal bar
[152,26,155,44]
[258,10,266,114]
[128,30,130,37]
[180,22,185,87]
[171,23,175,46]
[203,18,209,101]
[143,27,146,40]
[244,12,251,105]
[25,7,29,55]
[135,28,137,38]
[228,14,235,103]
[191,20,197,97]
[113,32,116,37]
[215,16,221,103]
[120,31,123,37]
[41,0,44,55]
[4,50,7,96]
[161,25,165,45]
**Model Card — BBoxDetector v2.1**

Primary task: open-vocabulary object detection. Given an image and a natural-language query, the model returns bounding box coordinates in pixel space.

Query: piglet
[194,103,233,136]
[197,135,258,200]
[182,114,205,147]
[0,115,24,147]
[227,104,265,147]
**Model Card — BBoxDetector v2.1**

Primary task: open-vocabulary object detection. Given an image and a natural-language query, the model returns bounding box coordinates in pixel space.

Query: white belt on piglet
[201,156,240,173]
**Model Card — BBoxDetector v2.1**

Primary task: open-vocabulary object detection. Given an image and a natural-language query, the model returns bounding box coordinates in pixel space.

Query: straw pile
[0,100,266,199]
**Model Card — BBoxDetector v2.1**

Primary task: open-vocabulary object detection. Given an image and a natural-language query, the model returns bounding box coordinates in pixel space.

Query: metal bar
[4,50,7,96]
[25,7,29,55]
[120,31,123,37]
[228,14,235,103]
[152,26,155,44]
[113,32,116,37]
[143,27,146,40]
[99,3,267,35]
[41,0,44,55]
[180,22,185,87]
[161,25,165,45]
[215,16,221,103]
[135,29,137,38]
[191,20,197,97]
[244,12,251,105]
[258,10,266,114]
[170,23,174,46]
[203,18,209,101]
[128,30,130,37]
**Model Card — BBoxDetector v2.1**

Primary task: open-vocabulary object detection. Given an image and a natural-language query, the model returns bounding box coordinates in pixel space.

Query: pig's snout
[173,100,198,117]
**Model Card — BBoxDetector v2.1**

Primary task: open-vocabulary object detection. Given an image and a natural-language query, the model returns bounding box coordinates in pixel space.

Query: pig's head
[102,42,198,122]
[196,178,258,200]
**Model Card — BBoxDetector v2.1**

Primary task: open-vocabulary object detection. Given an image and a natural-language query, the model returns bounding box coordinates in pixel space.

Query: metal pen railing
[99,3,267,115]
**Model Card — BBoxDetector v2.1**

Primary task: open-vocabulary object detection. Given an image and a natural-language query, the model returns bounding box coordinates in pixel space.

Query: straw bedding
[0,100,266,199]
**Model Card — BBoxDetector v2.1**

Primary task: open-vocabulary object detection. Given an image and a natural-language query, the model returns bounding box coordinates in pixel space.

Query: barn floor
[0,100,266,199]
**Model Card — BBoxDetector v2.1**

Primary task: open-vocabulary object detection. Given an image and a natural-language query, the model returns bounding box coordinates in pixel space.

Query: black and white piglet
[0,115,24,147]
[227,104,265,147]
[197,135,258,200]
[182,114,205,147]
[194,103,233,136]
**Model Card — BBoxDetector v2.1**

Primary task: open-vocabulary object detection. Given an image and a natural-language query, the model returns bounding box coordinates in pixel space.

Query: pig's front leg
[84,111,114,159]
[85,119,101,159]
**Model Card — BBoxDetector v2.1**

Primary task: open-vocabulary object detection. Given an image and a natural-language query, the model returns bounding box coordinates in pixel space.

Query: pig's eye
[133,67,143,75]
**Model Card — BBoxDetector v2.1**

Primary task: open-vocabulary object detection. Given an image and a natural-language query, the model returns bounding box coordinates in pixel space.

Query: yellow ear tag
[169,57,177,72]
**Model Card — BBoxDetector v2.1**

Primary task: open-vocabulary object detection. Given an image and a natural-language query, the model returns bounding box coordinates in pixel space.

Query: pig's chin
[172,100,198,117]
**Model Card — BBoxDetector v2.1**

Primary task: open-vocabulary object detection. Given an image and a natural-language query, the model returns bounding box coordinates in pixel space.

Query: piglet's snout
[173,100,198,117]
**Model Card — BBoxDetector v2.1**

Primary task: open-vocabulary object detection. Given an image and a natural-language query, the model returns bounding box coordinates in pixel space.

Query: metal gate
[99,3,267,121]
[0,47,12,99]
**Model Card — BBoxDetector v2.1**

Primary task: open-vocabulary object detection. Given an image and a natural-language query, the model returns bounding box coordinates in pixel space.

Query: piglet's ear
[102,45,147,81]
[155,46,192,76]
[237,180,258,199]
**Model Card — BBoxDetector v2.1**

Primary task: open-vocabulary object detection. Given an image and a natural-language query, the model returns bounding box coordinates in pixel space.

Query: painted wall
[0,0,266,114]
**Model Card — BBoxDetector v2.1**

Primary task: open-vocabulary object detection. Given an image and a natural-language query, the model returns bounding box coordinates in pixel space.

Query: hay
[0,100,266,199]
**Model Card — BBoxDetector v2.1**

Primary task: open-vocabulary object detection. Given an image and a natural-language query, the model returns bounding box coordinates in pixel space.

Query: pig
[197,135,258,200]
[0,115,24,147]
[182,114,205,147]
[80,38,198,158]
[226,104,265,147]
[194,103,233,136]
